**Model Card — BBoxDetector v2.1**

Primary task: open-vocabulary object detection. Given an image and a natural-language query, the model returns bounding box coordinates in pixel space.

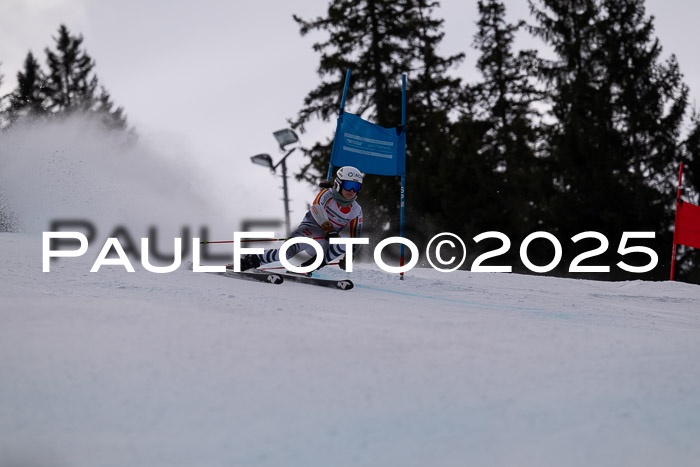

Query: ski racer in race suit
[239,166,364,271]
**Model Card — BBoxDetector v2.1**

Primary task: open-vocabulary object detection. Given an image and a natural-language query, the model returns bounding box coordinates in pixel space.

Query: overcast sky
[1,0,698,233]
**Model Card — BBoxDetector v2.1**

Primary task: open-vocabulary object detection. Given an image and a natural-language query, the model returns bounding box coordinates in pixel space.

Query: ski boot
[237,254,261,271]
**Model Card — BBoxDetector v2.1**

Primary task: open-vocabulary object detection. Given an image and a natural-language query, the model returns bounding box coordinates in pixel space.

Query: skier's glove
[325,230,340,241]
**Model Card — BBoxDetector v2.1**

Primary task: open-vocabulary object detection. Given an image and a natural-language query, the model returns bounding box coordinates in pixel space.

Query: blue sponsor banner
[330,113,406,176]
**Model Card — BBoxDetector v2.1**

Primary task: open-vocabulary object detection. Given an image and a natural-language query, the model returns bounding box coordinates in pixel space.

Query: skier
[239,165,364,272]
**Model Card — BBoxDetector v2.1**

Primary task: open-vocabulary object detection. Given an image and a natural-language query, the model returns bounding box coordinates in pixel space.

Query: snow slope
[1,232,699,467]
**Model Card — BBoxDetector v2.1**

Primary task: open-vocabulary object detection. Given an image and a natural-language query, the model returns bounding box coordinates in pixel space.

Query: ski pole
[201,236,325,245]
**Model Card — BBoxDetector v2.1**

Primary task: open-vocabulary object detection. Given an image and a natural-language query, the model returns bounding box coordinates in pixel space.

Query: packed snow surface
[1,233,700,467]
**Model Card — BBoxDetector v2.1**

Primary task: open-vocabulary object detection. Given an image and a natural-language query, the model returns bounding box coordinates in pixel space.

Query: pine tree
[387,0,470,250]
[43,24,127,129]
[528,0,624,277]
[94,86,128,132]
[599,0,688,215]
[44,24,99,113]
[0,63,7,128]
[528,0,689,279]
[528,0,616,242]
[469,0,548,268]
[684,113,700,204]
[293,0,464,246]
[6,52,48,123]
[0,63,17,230]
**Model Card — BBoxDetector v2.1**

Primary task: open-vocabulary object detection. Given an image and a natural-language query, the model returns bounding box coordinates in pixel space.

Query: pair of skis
[214,266,354,290]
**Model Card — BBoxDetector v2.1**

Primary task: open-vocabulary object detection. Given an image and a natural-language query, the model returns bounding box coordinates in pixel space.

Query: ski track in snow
[1,232,700,467]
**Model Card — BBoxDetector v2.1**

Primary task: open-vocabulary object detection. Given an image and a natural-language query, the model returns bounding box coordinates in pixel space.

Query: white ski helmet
[334,166,364,194]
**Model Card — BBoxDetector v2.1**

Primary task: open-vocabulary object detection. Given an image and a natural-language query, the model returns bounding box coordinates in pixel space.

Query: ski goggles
[340,180,362,192]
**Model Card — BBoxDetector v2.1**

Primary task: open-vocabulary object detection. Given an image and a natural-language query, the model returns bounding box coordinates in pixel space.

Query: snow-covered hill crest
[1,232,699,467]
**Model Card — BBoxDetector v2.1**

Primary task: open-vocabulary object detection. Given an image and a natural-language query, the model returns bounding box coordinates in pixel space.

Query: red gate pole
[670,162,684,281]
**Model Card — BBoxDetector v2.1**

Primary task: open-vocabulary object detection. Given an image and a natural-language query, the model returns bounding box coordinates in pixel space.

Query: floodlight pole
[273,147,297,236]
[250,129,299,236]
